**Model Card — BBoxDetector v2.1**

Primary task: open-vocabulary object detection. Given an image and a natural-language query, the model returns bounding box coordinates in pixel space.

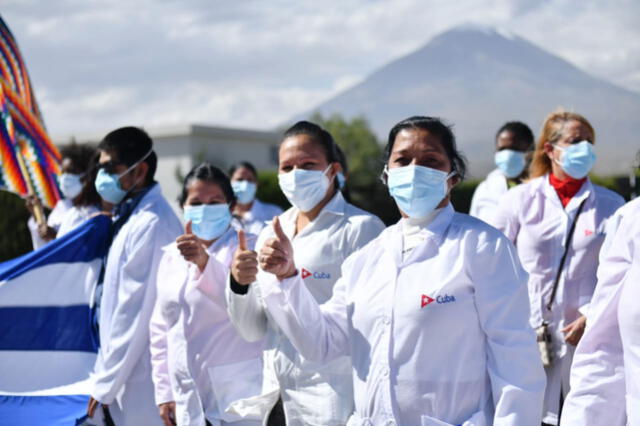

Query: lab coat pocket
[208,357,263,422]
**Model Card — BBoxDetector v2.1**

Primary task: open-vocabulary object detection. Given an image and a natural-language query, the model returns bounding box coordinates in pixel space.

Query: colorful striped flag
[0,15,61,208]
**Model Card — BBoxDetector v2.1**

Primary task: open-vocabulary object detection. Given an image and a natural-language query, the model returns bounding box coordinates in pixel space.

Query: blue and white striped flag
[0,215,111,425]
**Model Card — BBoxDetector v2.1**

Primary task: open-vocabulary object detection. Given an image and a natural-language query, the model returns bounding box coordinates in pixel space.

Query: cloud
[2,0,638,137]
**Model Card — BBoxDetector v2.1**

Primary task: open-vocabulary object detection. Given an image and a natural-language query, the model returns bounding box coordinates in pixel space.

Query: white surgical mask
[278,165,332,212]
[232,180,257,204]
[494,150,526,179]
[554,141,596,179]
[59,173,84,199]
[386,164,455,218]
[184,204,232,241]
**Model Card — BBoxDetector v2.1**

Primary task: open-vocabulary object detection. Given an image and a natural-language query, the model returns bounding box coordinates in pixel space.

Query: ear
[135,161,149,186]
[543,142,555,161]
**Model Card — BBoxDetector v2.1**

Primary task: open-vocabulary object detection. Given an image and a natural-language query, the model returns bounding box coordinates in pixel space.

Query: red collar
[549,173,586,207]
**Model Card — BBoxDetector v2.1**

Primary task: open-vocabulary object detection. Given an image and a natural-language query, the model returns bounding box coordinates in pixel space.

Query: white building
[59,124,281,215]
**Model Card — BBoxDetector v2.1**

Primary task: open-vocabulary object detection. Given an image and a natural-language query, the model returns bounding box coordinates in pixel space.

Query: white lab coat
[235,199,283,236]
[469,168,510,223]
[150,227,264,426]
[490,175,624,425]
[258,204,546,425]
[28,200,99,249]
[91,184,183,426]
[222,191,385,426]
[562,197,640,426]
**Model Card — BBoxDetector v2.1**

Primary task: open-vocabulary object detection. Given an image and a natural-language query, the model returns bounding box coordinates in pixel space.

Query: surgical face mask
[278,165,332,212]
[337,172,346,189]
[494,150,526,179]
[94,150,152,204]
[183,203,232,241]
[386,164,455,219]
[231,180,257,204]
[59,173,84,199]
[554,141,596,179]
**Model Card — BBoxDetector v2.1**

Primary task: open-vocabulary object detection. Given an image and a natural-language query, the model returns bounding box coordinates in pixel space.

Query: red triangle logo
[301,268,312,279]
[584,229,593,237]
[421,294,435,308]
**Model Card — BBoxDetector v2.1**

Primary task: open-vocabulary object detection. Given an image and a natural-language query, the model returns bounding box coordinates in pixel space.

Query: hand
[87,396,107,418]
[562,315,587,346]
[37,223,56,241]
[24,194,41,216]
[260,216,296,280]
[158,401,177,426]
[231,229,258,285]
[176,221,209,271]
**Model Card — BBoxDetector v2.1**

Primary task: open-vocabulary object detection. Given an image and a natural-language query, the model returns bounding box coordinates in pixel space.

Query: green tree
[310,112,400,224]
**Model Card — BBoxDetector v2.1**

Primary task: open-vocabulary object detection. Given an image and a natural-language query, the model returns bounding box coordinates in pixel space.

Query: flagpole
[14,143,46,225]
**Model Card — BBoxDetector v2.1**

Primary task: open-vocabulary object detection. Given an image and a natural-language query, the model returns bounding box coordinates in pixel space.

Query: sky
[2,0,639,139]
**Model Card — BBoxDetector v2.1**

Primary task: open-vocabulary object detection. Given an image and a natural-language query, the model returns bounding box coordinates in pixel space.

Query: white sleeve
[149,252,175,406]
[260,259,352,363]
[473,232,546,425]
[469,180,489,220]
[28,216,47,250]
[561,212,634,426]
[224,279,269,342]
[488,188,520,243]
[91,218,172,404]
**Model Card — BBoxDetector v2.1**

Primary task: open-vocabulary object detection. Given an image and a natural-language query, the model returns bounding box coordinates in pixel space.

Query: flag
[0,215,112,425]
[0,15,61,208]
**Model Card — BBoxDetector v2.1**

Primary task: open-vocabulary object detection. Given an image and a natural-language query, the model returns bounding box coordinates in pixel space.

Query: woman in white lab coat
[26,143,103,248]
[235,116,546,425]
[469,121,534,223]
[562,197,640,426]
[229,161,283,236]
[490,110,625,425]
[217,121,385,426]
[150,163,264,426]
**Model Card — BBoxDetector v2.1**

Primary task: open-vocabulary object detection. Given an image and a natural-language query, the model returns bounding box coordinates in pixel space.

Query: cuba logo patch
[421,293,456,308]
[301,268,331,280]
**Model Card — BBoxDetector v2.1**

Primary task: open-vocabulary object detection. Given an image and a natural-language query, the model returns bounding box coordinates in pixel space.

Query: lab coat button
[382,316,391,325]
[386,421,396,426]
[382,366,390,377]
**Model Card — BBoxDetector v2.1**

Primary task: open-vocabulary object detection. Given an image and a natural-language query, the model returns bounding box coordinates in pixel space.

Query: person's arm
[473,232,546,425]
[258,216,351,362]
[561,212,634,426]
[487,188,520,243]
[260,268,351,363]
[149,252,175,408]
[91,217,169,404]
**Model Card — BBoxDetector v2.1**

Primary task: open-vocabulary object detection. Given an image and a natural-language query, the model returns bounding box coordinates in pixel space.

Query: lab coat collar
[278,191,347,240]
[386,203,455,267]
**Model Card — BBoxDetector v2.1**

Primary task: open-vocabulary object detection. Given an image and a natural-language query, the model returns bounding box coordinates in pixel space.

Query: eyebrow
[391,148,442,155]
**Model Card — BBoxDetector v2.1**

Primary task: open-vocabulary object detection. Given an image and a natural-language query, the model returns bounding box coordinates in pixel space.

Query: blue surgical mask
[278,166,332,212]
[59,173,84,199]
[494,150,526,179]
[95,150,152,204]
[337,172,346,189]
[232,180,257,204]
[386,165,455,218]
[184,204,232,241]
[554,141,596,179]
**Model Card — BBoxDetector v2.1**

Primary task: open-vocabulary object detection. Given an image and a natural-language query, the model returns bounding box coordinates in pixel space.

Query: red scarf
[549,173,586,207]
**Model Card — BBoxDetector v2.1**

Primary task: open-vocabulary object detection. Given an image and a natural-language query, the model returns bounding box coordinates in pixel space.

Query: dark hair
[385,116,467,180]
[282,121,339,164]
[60,143,96,174]
[98,126,157,185]
[228,161,257,180]
[495,121,534,148]
[178,162,235,208]
[335,144,348,175]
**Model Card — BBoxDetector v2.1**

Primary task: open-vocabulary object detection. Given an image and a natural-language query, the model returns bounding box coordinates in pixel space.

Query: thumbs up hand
[176,220,209,271]
[231,229,259,285]
[260,216,296,280]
